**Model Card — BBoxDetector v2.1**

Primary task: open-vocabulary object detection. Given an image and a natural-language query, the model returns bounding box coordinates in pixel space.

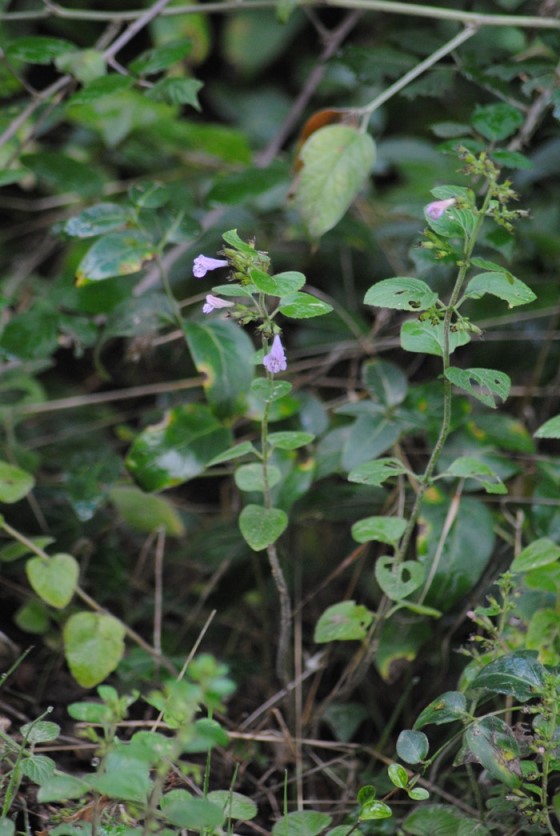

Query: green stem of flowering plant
[261,353,292,686]
[393,184,494,570]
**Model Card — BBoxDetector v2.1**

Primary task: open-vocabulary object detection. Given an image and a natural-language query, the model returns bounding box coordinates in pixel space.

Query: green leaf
[267,431,314,449]
[342,414,401,471]
[464,272,536,308]
[272,810,332,835]
[64,203,131,238]
[364,277,438,311]
[464,717,522,788]
[400,320,470,357]
[0,819,14,836]
[67,74,134,105]
[347,457,407,486]
[511,538,560,573]
[314,600,373,643]
[238,504,288,551]
[396,730,429,764]
[362,359,408,406]
[403,804,490,835]
[278,291,333,318]
[413,692,467,729]
[294,125,376,238]
[88,754,152,803]
[234,463,281,492]
[408,787,430,801]
[250,378,292,403]
[359,800,392,821]
[26,554,79,609]
[249,269,306,297]
[130,40,192,75]
[206,441,257,465]
[375,556,425,601]
[206,790,258,821]
[444,367,510,408]
[0,301,58,361]
[444,456,507,495]
[146,77,203,109]
[6,36,75,64]
[20,720,60,743]
[0,460,34,503]
[535,415,560,439]
[63,612,126,687]
[351,515,406,546]
[468,651,546,702]
[388,763,409,789]
[184,319,255,415]
[472,103,524,142]
[76,232,156,284]
[37,771,90,802]
[162,794,224,829]
[20,754,56,784]
[125,404,232,492]
[109,486,185,536]
[207,162,288,205]
[55,49,106,84]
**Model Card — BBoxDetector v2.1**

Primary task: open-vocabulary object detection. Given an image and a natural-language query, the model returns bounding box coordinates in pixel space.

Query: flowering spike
[263,335,287,375]
[202,294,234,315]
[425,198,456,220]
[193,255,229,278]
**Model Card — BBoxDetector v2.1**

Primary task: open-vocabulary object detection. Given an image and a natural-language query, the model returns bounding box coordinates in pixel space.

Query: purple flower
[425,197,456,220]
[193,255,229,278]
[263,335,287,375]
[202,294,234,315]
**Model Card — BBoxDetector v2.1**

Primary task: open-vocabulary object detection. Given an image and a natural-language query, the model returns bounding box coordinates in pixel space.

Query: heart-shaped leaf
[375,556,425,601]
[26,553,79,609]
[64,611,125,687]
[239,504,288,551]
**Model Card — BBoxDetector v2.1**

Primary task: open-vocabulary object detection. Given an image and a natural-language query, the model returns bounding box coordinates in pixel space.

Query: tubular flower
[202,294,234,314]
[193,255,229,278]
[425,197,456,219]
[263,335,287,374]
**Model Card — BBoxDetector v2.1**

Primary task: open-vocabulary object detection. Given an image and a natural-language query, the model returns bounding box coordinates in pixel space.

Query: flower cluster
[193,247,288,375]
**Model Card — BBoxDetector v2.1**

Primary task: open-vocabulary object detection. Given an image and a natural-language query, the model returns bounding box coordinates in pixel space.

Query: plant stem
[261,364,292,687]
[394,187,493,567]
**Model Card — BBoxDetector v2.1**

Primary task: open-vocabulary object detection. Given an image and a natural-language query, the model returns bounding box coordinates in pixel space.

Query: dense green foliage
[1,0,560,833]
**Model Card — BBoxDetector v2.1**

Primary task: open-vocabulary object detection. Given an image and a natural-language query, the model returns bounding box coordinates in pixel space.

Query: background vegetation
[1,0,560,833]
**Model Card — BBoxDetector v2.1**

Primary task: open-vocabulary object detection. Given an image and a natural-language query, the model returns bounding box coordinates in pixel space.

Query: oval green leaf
[396,729,429,764]
[294,124,376,238]
[76,232,156,284]
[352,515,407,546]
[314,600,373,643]
[364,277,438,312]
[26,553,79,609]
[0,460,35,503]
[238,504,288,551]
[63,612,126,687]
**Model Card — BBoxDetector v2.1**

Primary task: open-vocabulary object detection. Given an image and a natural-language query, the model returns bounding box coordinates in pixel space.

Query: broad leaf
[464,272,536,308]
[314,600,373,642]
[364,277,438,311]
[234,463,281,492]
[125,404,232,492]
[444,367,510,408]
[348,457,408,486]
[184,319,255,415]
[401,320,470,357]
[472,103,524,142]
[273,811,332,836]
[267,431,314,449]
[413,692,467,729]
[396,730,429,764]
[362,359,408,407]
[468,651,546,702]
[278,291,333,318]
[294,124,375,237]
[63,612,126,687]
[444,456,507,495]
[0,460,34,503]
[375,556,425,601]
[64,203,130,238]
[249,269,306,297]
[109,486,185,536]
[238,504,288,551]
[510,537,560,573]
[535,415,560,439]
[464,717,522,788]
[76,232,156,284]
[26,553,79,609]
[352,515,406,546]
[207,790,258,821]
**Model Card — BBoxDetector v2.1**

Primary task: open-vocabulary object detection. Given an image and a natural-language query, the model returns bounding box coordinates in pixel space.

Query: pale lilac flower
[193,254,229,278]
[263,335,287,374]
[202,294,234,315]
[425,197,456,220]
